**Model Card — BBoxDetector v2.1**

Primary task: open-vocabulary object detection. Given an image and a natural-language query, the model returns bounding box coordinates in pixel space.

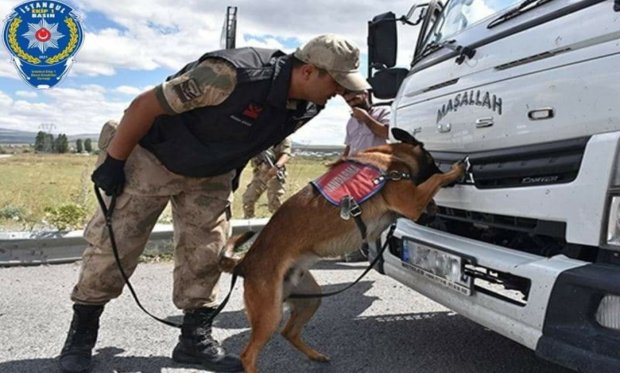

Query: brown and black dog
[219,128,465,373]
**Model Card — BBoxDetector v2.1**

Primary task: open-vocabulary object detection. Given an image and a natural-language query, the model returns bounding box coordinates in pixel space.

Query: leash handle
[94,186,181,329]
[289,224,396,299]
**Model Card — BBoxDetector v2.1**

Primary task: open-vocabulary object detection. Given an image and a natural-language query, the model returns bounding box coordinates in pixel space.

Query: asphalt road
[0,260,574,373]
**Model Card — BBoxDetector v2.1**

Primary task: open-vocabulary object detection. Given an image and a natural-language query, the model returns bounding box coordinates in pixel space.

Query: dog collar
[373,170,412,184]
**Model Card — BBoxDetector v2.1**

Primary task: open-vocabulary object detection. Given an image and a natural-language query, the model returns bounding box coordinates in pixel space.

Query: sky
[0,0,419,145]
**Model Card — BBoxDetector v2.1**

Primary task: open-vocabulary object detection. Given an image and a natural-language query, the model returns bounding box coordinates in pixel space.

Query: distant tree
[34,131,46,152]
[54,134,69,153]
[84,138,93,153]
[35,132,55,153]
[76,139,83,153]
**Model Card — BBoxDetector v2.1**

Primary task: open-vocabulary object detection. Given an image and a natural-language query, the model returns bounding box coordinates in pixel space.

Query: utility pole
[221,6,238,49]
[39,122,56,134]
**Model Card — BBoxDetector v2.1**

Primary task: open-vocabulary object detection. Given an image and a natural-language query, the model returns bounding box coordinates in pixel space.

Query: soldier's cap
[294,34,372,92]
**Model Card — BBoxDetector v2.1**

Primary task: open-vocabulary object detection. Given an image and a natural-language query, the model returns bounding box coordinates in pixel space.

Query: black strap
[339,195,369,258]
[94,186,181,328]
[353,214,370,260]
[352,212,368,242]
[288,224,396,299]
[203,272,238,325]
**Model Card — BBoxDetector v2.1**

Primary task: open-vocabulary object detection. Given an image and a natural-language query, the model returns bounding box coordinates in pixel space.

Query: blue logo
[2,1,83,89]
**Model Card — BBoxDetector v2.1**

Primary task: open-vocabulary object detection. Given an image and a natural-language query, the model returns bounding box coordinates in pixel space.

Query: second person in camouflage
[242,138,292,218]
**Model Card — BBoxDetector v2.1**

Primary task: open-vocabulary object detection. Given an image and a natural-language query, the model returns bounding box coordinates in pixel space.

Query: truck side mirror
[368,68,409,99]
[368,12,398,68]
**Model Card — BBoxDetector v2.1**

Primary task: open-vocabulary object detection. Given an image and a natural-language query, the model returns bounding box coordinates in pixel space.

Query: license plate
[401,239,473,296]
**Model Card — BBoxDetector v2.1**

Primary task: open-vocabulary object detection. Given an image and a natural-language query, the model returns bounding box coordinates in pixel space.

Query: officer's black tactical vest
[139,48,321,178]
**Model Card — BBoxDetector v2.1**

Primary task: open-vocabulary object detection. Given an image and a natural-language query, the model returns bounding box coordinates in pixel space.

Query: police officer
[242,138,291,218]
[58,34,371,373]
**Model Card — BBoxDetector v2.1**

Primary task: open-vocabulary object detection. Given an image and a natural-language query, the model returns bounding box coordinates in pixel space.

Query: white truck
[366,1,620,371]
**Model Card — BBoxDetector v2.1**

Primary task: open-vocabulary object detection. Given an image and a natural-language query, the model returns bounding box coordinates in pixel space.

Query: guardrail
[0,218,268,267]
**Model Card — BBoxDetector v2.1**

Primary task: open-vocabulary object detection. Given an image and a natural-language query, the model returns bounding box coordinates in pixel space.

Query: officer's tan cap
[294,34,371,92]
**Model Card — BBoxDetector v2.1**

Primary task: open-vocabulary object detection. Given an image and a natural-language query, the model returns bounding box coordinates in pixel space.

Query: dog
[219,128,466,373]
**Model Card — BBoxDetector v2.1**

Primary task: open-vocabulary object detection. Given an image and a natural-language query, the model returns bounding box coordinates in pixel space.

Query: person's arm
[92,58,237,196]
[268,139,292,178]
[91,89,164,195]
[274,138,292,168]
[108,58,237,160]
[351,107,389,139]
[106,89,165,160]
[275,153,290,169]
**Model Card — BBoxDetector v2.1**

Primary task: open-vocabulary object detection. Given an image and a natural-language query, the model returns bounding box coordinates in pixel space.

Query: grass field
[0,153,336,231]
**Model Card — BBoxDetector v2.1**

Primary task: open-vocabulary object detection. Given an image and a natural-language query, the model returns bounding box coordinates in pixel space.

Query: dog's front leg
[385,161,465,221]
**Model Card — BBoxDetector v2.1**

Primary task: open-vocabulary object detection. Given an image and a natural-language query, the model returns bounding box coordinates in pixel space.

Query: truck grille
[436,206,566,238]
[431,137,589,189]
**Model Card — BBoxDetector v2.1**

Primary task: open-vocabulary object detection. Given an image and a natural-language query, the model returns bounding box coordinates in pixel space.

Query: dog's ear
[392,128,422,146]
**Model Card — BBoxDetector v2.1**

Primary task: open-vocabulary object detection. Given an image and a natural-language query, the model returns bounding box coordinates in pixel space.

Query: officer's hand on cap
[91,153,126,196]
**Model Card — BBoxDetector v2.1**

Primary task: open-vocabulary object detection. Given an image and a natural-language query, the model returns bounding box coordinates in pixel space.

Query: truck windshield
[425,0,521,45]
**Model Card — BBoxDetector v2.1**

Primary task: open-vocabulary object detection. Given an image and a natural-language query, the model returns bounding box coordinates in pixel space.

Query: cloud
[114,85,142,95]
[0,85,128,135]
[3,0,419,76]
[0,50,21,79]
[15,90,38,98]
[0,0,423,143]
[4,0,420,77]
[70,1,225,73]
[0,91,14,108]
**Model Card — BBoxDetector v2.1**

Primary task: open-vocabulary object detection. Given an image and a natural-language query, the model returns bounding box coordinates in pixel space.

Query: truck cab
[367,1,620,371]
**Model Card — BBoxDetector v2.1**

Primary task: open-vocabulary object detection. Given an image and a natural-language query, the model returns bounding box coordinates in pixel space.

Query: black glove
[91,153,126,196]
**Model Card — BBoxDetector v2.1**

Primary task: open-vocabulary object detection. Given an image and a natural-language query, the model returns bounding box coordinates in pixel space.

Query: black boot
[172,307,243,372]
[58,304,104,373]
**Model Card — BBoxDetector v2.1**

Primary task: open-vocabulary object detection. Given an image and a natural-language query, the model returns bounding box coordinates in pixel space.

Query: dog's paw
[452,160,467,175]
[309,352,331,363]
[442,160,467,187]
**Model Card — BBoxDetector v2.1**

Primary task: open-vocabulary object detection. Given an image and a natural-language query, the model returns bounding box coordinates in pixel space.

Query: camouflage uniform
[71,59,238,310]
[241,139,291,218]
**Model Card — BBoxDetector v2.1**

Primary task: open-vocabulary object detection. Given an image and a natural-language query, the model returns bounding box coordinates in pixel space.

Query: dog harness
[311,160,385,206]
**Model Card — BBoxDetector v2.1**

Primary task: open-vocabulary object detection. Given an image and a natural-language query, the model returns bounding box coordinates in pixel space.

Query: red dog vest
[311,161,385,206]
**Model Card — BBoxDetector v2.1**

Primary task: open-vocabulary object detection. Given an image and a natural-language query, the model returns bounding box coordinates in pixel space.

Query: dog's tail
[218,231,257,273]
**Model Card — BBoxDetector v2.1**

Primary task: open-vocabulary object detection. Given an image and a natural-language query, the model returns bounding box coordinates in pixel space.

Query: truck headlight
[595,295,620,330]
[606,196,620,246]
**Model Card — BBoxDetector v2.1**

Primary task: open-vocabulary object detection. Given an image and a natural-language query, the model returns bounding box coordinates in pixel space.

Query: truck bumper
[369,219,620,372]
[537,263,620,372]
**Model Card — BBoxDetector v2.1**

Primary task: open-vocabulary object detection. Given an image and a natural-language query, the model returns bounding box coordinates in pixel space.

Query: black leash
[94,186,181,328]
[289,224,396,299]
[95,185,244,327]
[94,183,396,324]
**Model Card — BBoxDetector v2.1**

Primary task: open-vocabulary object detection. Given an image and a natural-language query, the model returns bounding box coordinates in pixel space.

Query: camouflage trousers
[71,121,235,310]
[241,164,285,218]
